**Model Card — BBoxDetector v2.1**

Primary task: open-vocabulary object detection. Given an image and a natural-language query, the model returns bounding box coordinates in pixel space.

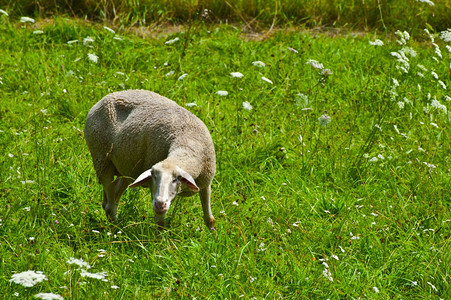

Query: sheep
[83,89,216,230]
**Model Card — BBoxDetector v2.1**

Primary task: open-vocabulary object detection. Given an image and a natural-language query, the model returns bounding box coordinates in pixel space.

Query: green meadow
[0,4,450,299]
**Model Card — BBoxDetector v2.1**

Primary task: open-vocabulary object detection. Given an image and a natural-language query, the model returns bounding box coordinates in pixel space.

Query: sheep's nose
[154,201,168,215]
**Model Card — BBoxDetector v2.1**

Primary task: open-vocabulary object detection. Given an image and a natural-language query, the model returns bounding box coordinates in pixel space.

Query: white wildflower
[0,9,9,16]
[34,293,64,300]
[216,90,228,96]
[401,47,417,57]
[417,72,425,78]
[165,37,179,45]
[397,101,405,109]
[306,59,324,70]
[80,269,108,280]
[232,201,239,206]
[322,268,333,282]
[87,53,98,63]
[230,72,244,78]
[20,17,35,23]
[295,93,309,107]
[165,71,174,77]
[249,276,256,283]
[331,254,339,260]
[431,99,447,114]
[392,78,399,87]
[252,61,265,67]
[261,76,273,84]
[242,101,252,111]
[177,73,188,81]
[83,36,94,44]
[432,56,439,63]
[10,271,47,287]
[374,124,382,131]
[67,40,78,45]
[111,285,120,289]
[103,26,115,34]
[8,153,14,158]
[445,95,451,102]
[185,103,197,107]
[369,157,378,162]
[438,80,447,90]
[373,287,380,293]
[321,69,333,76]
[417,0,434,6]
[377,154,384,160]
[67,257,91,269]
[440,29,451,42]
[33,30,44,35]
[318,113,331,127]
[369,39,384,46]
[427,282,437,291]
[417,64,427,72]
[23,207,31,211]
[446,45,451,53]
[424,162,437,169]
[287,47,299,53]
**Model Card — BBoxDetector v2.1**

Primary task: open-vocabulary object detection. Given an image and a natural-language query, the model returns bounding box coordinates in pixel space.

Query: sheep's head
[129,161,199,216]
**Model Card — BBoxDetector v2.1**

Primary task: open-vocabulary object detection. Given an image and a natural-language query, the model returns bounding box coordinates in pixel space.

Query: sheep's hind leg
[200,185,215,230]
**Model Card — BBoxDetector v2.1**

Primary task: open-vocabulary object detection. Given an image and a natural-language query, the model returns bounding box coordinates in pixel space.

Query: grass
[0,12,450,299]
[2,0,450,33]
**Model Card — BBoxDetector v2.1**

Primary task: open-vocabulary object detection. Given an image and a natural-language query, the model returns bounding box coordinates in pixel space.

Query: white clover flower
[165,37,179,45]
[306,59,324,70]
[318,113,331,127]
[67,257,91,269]
[252,61,265,67]
[20,16,35,23]
[87,53,98,63]
[10,270,47,287]
[0,9,9,16]
[34,293,64,300]
[177,73,188,81]
[83,36,95,44]
[216,90,228,96]
[230,72,244,78]
[242,101,252,110]
[417,0,434,6]
[103,26,115,34]
[261,76,273,84]
[369,39,384,46]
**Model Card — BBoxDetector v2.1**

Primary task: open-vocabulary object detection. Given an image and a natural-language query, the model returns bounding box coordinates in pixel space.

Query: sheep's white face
[129,161,200,219]
[150,164,179,215]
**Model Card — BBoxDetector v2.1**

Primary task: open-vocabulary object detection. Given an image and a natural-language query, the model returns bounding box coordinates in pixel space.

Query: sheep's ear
[129,169,152,188]
[176,166,199,192]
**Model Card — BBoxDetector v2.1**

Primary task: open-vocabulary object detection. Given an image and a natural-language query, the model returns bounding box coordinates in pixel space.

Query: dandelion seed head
[10,270,47,287]
[318,113,331,127]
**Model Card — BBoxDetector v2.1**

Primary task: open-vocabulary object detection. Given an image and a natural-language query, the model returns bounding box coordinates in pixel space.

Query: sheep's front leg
[200,185,215,230]
[100,167,119,222]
